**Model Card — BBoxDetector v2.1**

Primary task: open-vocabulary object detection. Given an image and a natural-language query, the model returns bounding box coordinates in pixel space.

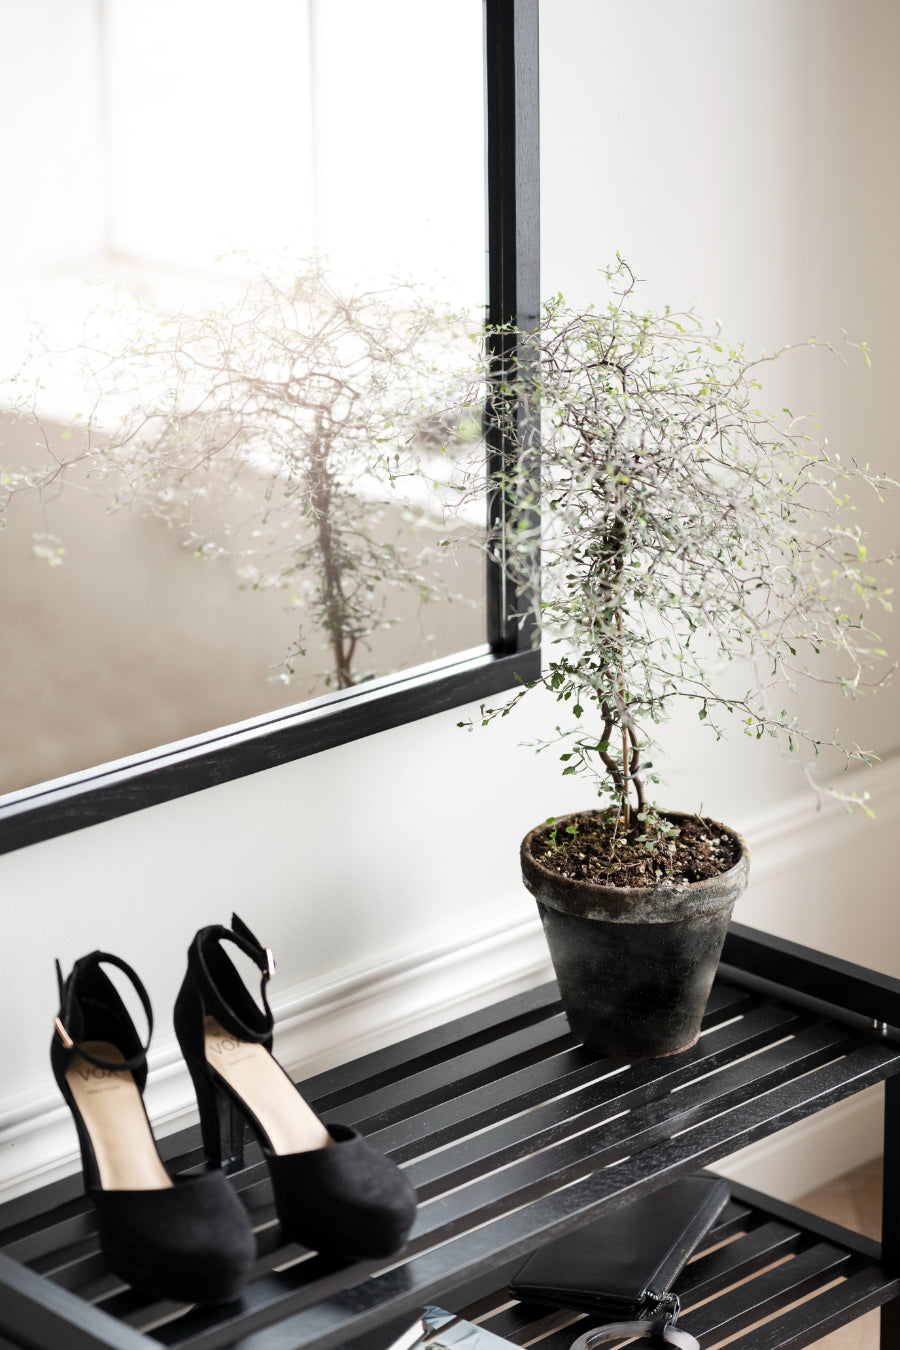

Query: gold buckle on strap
[54,1016,74,1050]
[265,947,276,979]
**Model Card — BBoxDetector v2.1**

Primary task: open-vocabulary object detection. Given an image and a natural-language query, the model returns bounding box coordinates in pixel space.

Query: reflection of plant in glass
[459,262,895,852]
[2,259,470,691]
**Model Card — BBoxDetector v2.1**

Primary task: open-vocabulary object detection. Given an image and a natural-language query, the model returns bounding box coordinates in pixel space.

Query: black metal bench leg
[881,1074,900,1347]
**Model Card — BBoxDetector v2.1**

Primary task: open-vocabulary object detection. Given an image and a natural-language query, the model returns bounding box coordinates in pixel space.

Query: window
[0,0,539,854]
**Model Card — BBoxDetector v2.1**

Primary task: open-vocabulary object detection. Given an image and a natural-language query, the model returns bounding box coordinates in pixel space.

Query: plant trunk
[308,419,355,689]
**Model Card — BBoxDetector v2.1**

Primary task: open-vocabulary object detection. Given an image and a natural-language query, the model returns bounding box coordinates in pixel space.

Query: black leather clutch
[509,1173,729,1318]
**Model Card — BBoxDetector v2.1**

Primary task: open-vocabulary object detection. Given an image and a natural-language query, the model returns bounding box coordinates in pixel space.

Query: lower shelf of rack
[457,1181,900,1350]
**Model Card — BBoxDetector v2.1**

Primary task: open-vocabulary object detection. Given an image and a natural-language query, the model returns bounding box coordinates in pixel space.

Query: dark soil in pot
[528,811,742,888]
[521,810,750,1059]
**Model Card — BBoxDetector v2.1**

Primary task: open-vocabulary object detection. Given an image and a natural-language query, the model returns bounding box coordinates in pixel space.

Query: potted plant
[459,261,894,1057]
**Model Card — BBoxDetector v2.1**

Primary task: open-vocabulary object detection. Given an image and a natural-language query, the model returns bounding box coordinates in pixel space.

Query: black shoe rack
[1,922,899,1350]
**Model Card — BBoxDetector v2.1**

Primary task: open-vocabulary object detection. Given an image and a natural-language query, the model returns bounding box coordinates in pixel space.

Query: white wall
[540,0,900,773]
[2,0,899,1203]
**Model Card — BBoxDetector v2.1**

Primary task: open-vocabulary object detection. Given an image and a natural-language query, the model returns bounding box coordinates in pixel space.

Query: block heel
[186,1055,246,1174]
[176,914,417,1259]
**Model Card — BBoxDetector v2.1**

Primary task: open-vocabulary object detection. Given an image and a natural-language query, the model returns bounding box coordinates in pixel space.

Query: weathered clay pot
[521,811,750,1058]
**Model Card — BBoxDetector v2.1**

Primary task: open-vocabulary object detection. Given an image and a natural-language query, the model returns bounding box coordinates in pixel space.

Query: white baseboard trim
[3,755,895,1205]
[737,751,900,889]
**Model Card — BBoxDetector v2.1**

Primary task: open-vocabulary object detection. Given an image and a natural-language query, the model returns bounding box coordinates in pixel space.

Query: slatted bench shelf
[2,922,899,1350]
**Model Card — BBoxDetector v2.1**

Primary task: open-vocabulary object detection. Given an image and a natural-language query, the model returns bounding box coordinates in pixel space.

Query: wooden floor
[795,1157,884,1350]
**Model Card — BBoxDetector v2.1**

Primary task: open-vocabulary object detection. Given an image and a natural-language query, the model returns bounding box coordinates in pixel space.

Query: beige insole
[203,1017,332,1155]
[66,1042,172,1191]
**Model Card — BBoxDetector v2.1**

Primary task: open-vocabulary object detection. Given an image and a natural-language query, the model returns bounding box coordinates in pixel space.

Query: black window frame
[0,0,540,857]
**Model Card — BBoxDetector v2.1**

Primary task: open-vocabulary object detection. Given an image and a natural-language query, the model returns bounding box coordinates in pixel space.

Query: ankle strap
[54,951,153,1073]
[187,913,275,1044]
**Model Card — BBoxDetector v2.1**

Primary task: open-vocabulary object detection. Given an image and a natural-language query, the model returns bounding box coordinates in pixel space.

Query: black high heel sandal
[174,914,417,1260]
[52,951,255,1304]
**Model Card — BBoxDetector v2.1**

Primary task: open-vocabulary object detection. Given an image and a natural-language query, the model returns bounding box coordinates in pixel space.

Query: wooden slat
[727,1178,883,1263]
[478,1300,577,1344]
[405,1016,846,1204]
[724,1266,900,1348]
[686,1241,852,1340]
[315,984,752,1147]
[4,1213,97,1267]
[301,981,565,1109]
[43,1250,113,1293]
[363,988,755,1162]
[0,1251,157,1350]
[0,1189,91,1249]
[401,1001,807,1186]
[679,1221,806,1297]
[318,1010,577,1134]
[404,1031,854,1252]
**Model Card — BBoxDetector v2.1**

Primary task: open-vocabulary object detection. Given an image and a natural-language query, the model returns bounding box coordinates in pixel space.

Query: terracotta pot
[520,810,750,1058]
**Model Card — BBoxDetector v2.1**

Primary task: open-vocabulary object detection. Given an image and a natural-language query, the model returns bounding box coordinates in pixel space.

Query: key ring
[569,1321,700,1349]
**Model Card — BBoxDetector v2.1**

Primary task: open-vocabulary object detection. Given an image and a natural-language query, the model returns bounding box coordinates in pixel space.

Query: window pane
[0,0,485,795]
